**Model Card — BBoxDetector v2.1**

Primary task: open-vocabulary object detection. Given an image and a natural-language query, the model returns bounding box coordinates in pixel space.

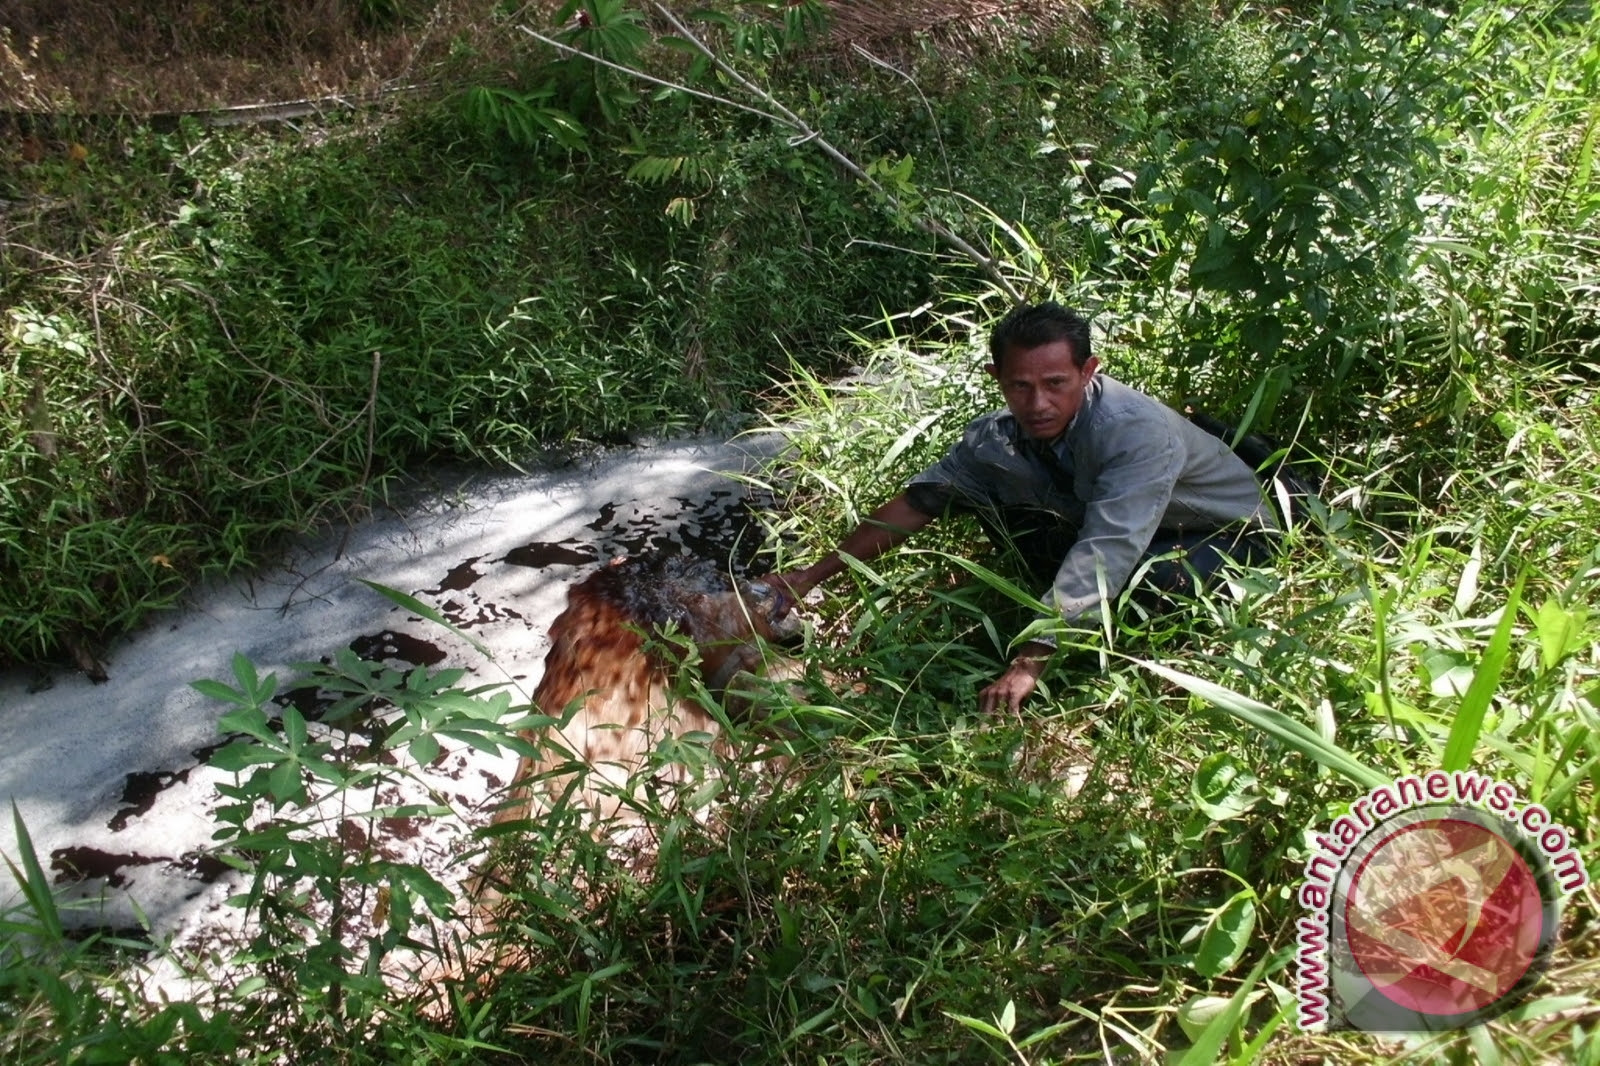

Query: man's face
[987,340,1099,442]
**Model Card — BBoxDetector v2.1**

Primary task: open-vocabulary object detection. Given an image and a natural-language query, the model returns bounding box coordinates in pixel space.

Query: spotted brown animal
[427,553,801,1010]
[492,551,800,829]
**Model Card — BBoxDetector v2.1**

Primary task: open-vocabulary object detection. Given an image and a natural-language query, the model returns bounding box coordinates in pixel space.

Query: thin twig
[516,26,786,127]
[519,6,1024,302]
[647,2,1022,299]
[850,43,957,195]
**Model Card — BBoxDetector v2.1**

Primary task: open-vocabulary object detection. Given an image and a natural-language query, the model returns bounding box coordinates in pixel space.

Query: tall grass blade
[6,802,64,943]
[1136,661,1389,789]
[1441,573,1525,772]
[358,578,493,659]
[1171,956,1268,1066]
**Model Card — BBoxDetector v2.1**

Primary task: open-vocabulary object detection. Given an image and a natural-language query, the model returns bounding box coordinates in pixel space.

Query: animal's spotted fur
[431,553,800,1008]
[492,552,798,827]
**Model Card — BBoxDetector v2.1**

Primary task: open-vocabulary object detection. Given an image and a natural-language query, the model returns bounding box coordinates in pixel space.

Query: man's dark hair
[989,302,1093,370]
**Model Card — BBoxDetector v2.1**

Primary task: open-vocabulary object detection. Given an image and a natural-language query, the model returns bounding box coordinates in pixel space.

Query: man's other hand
[978,644,1053,715]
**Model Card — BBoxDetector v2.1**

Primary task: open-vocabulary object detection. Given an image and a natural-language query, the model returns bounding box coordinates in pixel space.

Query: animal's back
[497,553,795,826]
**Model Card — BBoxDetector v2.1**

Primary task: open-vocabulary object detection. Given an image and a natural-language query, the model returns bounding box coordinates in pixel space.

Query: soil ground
[0,0,515,113]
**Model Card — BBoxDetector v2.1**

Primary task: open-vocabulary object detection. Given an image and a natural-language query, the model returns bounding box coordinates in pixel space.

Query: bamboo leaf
[6,803,63,943]
[357,579,492,659]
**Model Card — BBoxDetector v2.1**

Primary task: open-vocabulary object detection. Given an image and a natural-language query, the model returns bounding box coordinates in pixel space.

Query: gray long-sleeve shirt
[905,375,1276,623]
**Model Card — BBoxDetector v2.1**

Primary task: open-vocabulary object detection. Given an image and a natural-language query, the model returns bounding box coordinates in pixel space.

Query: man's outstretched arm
[773,492,934,597]
[775,491,1055,716]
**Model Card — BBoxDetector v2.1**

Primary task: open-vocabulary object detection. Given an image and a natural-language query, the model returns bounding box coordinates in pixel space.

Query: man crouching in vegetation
[774,302,1279,715]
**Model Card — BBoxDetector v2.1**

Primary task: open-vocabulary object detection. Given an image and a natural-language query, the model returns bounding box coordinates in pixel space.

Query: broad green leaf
[267,759,304,804]
[1177,995,1235,1043]
[408,733,441,767]
[231,652,259,696]
[437,729,512,757]
[1535,598,1589,672]
[191,678,249,706]
[1243,313,1283,359]
[281,706,307,752]
[390,864,456,915]
[1417,646,1474,699]
[207,740,285,771]
[233,975,268,998]
[217,705,273,741]
[1170,956,1266,1066]
[1192,753,1259,821]
[1195,890,1257,978]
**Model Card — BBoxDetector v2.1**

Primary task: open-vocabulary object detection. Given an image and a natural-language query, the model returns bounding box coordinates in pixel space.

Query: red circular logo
[1344,817,1544,1016]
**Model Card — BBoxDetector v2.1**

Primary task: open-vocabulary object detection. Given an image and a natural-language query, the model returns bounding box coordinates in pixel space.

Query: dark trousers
[972,507,1274,610]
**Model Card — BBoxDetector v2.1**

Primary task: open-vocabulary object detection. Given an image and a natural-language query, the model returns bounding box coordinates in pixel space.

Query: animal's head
[696,575,802,644]
[589,553,800,682]
[646,556,800,646]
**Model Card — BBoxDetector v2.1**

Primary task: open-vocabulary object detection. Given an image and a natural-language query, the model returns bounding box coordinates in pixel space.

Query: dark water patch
[171,851,231,883]
[380,815,420,841]
[503,540,598,568]
[349,630,447,667]
[51,846,165,888]
[437,594,526,631]
[339,819,370,851]
[427,556,485,594]
[595,510,667,558]
[108,768,193,832]
[63,924,151,947]
[273,683,341,720]
[576,489,781,572]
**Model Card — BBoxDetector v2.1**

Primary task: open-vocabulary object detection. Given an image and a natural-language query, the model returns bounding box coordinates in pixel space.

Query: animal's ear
[679,592,714,634]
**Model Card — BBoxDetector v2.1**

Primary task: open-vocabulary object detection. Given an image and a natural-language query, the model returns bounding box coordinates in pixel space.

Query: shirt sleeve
[905,415,1001,512]
[905,481,957,516]
[1044,410,1185,623]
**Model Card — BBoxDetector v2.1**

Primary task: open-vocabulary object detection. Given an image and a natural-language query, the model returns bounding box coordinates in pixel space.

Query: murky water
[0,434,785,942]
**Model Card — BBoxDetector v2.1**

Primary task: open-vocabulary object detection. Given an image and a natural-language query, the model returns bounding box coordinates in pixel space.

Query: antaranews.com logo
[1296,770,1588,1032]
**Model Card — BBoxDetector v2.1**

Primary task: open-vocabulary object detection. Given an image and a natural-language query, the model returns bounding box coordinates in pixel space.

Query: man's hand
[767,568,818,603]
[978,642,1054,716]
